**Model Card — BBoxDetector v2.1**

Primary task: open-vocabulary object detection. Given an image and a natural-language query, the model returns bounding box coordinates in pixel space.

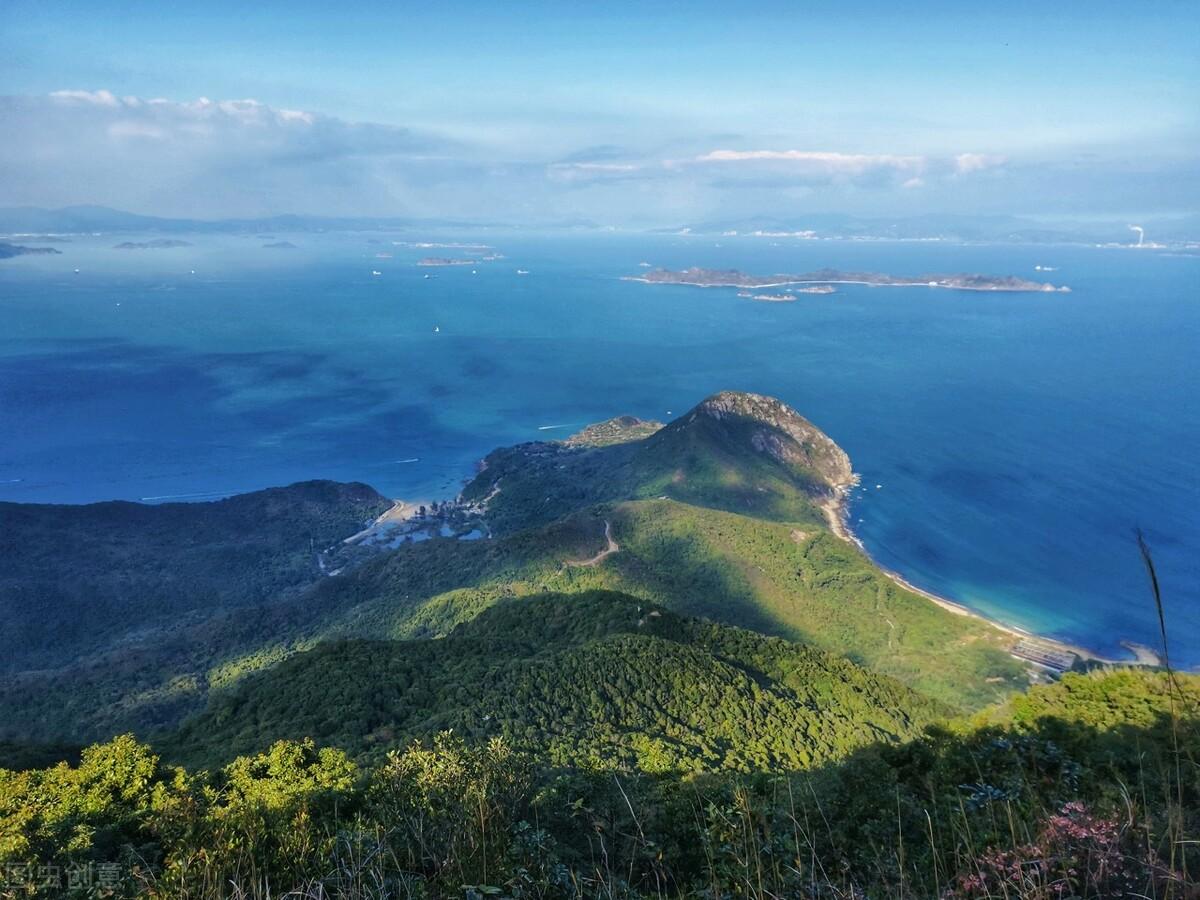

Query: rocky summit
[670,391,854,491]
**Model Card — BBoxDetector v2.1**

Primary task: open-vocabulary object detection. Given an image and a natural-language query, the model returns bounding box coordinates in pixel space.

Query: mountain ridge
[0,391,1032,747]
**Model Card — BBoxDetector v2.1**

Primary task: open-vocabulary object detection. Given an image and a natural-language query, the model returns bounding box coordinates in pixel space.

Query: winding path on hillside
[565,520,619,567]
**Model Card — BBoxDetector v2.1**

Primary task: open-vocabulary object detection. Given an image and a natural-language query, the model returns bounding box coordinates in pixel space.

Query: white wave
[139,490,234,501]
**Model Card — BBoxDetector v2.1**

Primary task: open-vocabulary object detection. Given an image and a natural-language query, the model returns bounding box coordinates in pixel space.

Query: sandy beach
[819,480,1162,668]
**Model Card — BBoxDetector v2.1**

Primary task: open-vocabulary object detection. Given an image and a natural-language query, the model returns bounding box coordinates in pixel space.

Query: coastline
[819,480,1162,669]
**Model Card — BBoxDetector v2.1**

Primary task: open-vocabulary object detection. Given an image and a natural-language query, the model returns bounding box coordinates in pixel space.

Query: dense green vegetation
[0,390,1195,897]
[280,498,1026,709]
[0,670,1194,898]
[0,480,390,672]
[164,591,944,771]
[460,392,850,537]
[0,394,1030,746]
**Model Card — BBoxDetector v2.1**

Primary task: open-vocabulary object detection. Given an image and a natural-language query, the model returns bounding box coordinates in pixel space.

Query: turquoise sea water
[1,233,1197,665]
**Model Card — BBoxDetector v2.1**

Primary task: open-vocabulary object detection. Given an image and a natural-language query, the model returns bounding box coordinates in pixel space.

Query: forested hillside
[461,390,854,536]
[0,480,390,671]
[0,391,1194,897]
[0,394,1031,747]
[1,669,1194,898]
[164,591,945,770]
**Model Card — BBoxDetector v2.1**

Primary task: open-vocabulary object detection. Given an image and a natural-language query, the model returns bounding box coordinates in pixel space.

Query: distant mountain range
[1,204,1197,244]
[0,205,505,235]
[665,212,1200,245]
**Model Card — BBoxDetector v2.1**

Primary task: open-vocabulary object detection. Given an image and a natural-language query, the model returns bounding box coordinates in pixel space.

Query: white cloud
[954,152,1007,174]
[694,149,926,175]
[546,160,646,183]
[0,90,466,217]
[561,162,639,171]
[0,90,1032,223]
[49,88,120,106]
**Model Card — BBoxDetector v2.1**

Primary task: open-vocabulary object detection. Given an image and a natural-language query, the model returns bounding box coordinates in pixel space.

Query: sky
[1,0,1198,226]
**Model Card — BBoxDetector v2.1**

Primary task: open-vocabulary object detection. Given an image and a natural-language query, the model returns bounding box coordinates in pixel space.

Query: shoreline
[819,480,1162,669]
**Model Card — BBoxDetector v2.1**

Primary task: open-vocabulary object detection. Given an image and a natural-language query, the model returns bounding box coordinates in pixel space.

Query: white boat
[371,270,382,276]
[516,269,530,275]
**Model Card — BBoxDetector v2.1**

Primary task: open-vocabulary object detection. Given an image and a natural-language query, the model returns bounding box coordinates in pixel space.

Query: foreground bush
[0,671,1196,899]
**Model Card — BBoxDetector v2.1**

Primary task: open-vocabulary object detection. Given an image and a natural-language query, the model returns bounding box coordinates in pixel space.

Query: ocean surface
[1,232,1197,665]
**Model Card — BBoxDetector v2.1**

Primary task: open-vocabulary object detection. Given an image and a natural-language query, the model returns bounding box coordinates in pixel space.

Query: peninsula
[0,241,61,259]
[630,266,1070,292]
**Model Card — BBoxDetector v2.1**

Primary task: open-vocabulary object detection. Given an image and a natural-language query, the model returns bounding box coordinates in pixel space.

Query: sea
[1,231,1197,666]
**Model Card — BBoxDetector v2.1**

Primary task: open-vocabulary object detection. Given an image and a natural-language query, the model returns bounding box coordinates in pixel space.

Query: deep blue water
[2,232,1197,665]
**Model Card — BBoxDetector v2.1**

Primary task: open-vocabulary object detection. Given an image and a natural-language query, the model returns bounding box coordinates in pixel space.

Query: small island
[0,241,62,259]
[630,266,1069,293]
[418,257,476,267]
[397,241,494,251]
[737,285,836,302]
[113,239,193,250]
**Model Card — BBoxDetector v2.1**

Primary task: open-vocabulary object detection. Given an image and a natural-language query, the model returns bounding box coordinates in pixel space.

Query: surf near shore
[819,479,1162,671]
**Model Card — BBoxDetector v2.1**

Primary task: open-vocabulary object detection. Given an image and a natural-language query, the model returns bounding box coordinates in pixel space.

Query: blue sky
[2,0,1197,224]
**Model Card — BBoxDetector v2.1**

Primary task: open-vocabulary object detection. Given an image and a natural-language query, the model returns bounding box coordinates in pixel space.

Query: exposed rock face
[678,391,853,489]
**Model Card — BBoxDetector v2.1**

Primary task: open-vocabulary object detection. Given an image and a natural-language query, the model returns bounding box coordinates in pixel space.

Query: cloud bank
[0,91,467,218]
[0,90,1184,224]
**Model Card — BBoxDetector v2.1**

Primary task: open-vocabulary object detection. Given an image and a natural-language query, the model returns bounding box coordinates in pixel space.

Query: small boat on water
[371,270,382,276]
[516,269,530,275]
[433,325,440,333]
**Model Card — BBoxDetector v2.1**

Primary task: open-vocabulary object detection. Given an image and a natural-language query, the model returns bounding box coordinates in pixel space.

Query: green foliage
[164,591,944,772]
[367,732,533,887]
[460,401,837,538]
[0,734,159,863]
[0,670,1194,898]
[305,498,1027,710]
[0,396,1036,748]
[0,480,390,674]
[0,393,1189,899]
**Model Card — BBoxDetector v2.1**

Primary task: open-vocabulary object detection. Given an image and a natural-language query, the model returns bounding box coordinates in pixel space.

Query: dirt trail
[565,520,619,567]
